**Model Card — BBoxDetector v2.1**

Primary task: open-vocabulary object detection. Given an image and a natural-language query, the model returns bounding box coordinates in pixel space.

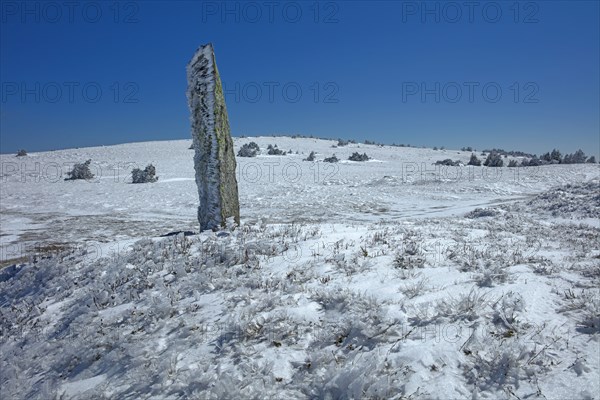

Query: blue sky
[1,1,598,157]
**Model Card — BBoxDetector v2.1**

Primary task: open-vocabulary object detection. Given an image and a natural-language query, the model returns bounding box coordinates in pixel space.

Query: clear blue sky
[1,1,598,157]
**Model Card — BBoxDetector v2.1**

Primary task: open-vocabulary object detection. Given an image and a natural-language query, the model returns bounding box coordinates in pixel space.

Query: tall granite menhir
[187,43,240,231]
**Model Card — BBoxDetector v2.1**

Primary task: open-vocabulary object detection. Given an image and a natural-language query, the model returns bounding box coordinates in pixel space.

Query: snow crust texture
[0,137,599,399]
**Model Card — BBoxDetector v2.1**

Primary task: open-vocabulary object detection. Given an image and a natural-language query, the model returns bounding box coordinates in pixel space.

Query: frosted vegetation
[303,151,316,162]
[0,137,598,399]
[348,152,370,162]
[131,164,158,184]
[237,142,260,158]
[65,160,94,181]
[266,144,288,156]
[484,152,504,167]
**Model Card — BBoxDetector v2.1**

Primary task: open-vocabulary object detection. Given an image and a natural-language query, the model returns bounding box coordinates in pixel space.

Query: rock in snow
[187,43,240,231]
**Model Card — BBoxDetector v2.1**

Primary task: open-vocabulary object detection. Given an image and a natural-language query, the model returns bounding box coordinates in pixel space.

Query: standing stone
[187,43,240,231]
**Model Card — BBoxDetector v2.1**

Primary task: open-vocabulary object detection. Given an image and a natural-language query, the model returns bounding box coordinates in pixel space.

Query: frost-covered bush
[522,156,542,167]
[524,181,600,218]
[16,149,27,157]
[468,153,482,166]
[303,151,316,161]
[348,152,369,162]
[492,291,525,334]
[475,261,511,287]
[337,138,348,147]
[393,238,425,269]
[435,159,461,166]
[484,152,503,167]
[507,160,518,167]
[266,144,286,155]
[323,154,339,163]
[465,208,499,218]
[435,288,492,323]
[131,164,158,183]
[65,159,94,180]
[400,277,429,298]
[587,156,596,163]
[237,142,260,157]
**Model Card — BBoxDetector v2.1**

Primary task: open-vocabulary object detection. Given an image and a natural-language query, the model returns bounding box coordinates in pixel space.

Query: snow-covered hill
[1,137,599,399]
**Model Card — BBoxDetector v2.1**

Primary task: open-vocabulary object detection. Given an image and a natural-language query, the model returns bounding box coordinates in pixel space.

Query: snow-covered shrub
[522,156,542,166]
[131,164,158,183]
[468,153,481,166]
[337,138,348,147]
[393,247,425,269]
[323,154,339,163]
[558,289,600,334]
[348,152,369,162]
[484,152,504,167]
[492,291,525,334]
[475,261,511,287]
[65,159,94,180]
[586,156,596,164]
[16,149,27,157]
[463,341,535,393]
[524,181,600,218]
[435,288,492,323]
[435,159,461,166]
[400,277,429,298]
[237,142,260,157]
[577,297,600,334]
[267,144,286,155]
[465,208,498,218]
[303,151,316,161]
[507,160,518,167]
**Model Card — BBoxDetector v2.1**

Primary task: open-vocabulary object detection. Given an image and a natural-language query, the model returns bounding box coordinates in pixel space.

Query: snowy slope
[1,137,599,399]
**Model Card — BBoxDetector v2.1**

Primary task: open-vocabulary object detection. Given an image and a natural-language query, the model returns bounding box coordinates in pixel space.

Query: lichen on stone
[187,43,240,231]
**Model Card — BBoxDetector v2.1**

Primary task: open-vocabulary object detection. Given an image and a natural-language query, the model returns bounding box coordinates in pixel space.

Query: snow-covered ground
[1,137,599,399]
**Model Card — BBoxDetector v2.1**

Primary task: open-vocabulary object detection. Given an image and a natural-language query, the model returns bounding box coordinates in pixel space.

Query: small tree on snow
[484,152,503,167]
[468,153,481,166]
[304,151,316,161]
[65,160,94,180]
[16,149,27,157]
[550,149,562,163]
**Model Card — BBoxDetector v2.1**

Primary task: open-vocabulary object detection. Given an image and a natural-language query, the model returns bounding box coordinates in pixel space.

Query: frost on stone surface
[187,43,240,231]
